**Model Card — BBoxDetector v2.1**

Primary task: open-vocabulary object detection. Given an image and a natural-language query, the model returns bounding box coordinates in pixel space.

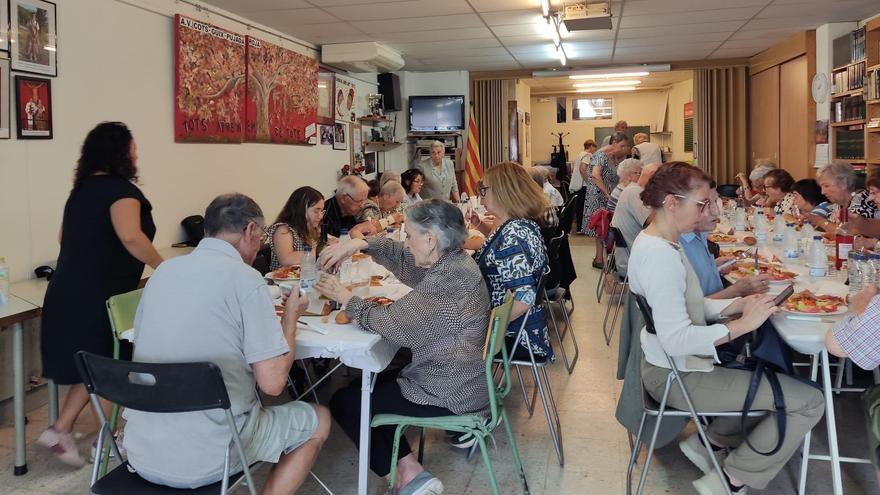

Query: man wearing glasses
[321,176,376,241]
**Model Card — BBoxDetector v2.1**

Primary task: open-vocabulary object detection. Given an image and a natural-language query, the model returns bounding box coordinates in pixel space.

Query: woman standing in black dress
[37,122,163,466]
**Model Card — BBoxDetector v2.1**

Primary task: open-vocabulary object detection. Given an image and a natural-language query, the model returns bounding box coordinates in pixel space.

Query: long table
[4,246,192,475]
[719,230,870,495]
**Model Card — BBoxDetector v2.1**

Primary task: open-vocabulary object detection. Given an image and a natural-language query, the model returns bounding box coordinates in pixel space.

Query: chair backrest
[533,266,551,306]
[716,184,740,199]
[75,351,231,413]
[632,293,657,335]
[106,289,143,341]
[558,196,578,234]
[484,293,515,422]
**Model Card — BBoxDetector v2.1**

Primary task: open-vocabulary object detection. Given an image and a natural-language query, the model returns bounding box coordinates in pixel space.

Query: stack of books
[832,95,866,122]
[868,68,880,101]
[832,61,866,93]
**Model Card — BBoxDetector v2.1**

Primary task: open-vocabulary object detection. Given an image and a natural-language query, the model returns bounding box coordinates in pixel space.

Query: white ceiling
[202,0,880,71]
[525,69,694,95]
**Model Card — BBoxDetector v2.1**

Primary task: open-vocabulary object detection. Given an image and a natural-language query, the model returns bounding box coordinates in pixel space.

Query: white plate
[781,305,848,316]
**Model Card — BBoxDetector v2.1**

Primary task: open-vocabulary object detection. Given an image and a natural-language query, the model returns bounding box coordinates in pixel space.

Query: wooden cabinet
[749,66,780,163]
[780,55,811,179]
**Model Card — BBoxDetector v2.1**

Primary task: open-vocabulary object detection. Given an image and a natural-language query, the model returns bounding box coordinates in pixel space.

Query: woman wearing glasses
[735,159,776,207]
[268,186,325,269]
[468,161,554,361]
[761,168,795,217]
[401,168,425,208]
[629,162,824,495]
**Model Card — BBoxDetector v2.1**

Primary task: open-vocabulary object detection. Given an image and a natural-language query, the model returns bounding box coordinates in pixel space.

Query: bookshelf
[866,19,880,171]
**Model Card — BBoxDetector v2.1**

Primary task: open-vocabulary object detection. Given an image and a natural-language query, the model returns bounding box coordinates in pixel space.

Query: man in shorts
[124,193,330,491]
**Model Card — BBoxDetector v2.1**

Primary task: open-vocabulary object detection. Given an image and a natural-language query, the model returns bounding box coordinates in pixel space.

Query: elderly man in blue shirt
[680,185,771,299]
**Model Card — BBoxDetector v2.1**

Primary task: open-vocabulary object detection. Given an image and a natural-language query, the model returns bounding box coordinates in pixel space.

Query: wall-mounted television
[408,95,465,133]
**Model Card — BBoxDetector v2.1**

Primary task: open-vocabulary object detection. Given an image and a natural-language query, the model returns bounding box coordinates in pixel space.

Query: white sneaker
[679,434,728,475]
[693,471,746,495]
[37,427,85,468]
[397,471,443,495]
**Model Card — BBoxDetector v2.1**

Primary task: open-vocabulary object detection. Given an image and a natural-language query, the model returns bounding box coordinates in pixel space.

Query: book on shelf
[851,27,866,62]
[832,61,866,93]
[831,95,865,122]
[869,68,880,101]
[867,117,880,129]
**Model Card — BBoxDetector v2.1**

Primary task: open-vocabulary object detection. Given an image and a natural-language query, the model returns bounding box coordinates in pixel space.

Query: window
[573,97,613,120]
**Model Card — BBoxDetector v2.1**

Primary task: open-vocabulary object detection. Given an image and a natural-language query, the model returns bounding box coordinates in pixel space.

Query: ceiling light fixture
[542,2,567,67]
[541,0,550,17]
[576,86,636,92]
[532,64,670,78]
[570,71,649,79]
[573,80,641,87]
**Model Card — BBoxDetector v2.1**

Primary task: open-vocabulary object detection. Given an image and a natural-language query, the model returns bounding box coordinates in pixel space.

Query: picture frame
[316,69,335,125]
[0,59,10,139]
[350,122,362,165]
[10,0,57,77]
[333,121,347,151]
[319,124,333,145]
[363,151,377,179]
[14,74,51,139]
[335,76,356,123]
[1,2,9,52]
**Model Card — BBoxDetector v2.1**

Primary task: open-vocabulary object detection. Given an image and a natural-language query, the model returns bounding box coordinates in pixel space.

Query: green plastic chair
[100,288,143,475]
[370,293,529,495]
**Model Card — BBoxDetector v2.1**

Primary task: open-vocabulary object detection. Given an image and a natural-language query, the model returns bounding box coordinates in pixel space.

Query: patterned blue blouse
[474,218,554,360]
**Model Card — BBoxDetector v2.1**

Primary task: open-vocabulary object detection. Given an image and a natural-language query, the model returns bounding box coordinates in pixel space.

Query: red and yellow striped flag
[463,107,483,197]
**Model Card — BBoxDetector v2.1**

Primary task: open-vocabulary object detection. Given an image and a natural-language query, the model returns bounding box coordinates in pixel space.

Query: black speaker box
[378,72,401,111]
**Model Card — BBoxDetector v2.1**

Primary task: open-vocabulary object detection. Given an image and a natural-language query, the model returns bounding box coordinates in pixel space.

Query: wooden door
[780,55,810,179]
[749,66,780,164]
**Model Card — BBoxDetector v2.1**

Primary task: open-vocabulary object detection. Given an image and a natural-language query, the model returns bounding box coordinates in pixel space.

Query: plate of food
[782,290,847,315]
[708,233,738,245]
[728,261,797,283]
[266,265,301,282]
[719,248,780,264]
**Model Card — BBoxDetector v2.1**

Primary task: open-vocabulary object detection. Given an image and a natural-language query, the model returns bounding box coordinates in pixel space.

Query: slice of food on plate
[782,290,846,314]
[729,261,797,282]
[267,265,301,281]
[708,233,738,244]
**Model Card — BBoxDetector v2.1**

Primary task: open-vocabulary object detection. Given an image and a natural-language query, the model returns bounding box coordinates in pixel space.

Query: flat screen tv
[409,95,465,132]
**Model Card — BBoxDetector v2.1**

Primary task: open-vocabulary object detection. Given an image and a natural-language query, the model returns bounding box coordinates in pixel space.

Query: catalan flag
[463,107,483,197]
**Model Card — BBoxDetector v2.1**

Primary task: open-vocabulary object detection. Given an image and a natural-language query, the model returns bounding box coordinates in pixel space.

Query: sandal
[592,259,604,269]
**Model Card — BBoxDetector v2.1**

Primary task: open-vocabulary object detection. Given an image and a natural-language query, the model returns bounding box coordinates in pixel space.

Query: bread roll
[335,311,352,324]
[743,236,757,246]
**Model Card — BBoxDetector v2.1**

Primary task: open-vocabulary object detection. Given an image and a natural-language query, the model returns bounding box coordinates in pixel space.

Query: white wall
[0,0,381,283]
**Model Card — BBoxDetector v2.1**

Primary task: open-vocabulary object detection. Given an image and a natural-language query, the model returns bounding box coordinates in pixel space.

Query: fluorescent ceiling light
[576,86,636,92]
[573,80,640,87]
[570,71,649,79]
[541,0,550,17]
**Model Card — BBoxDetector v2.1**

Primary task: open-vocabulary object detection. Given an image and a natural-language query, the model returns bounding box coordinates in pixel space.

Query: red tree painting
[245,36,318,144]
[174,15,246,143]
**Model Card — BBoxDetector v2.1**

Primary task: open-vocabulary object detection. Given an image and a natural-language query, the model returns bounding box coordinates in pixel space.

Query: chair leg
[545,300,571,374]
[501,408,530,495]
[417,427,425,464]
[603,282,622,346]
[609,275,628,342]
[387,424,407,492]
[626,412,648,495]
[300,360,320,404]
[514,365,536,417]
[532,365,564,466]
[799,354,820,495]
[834,356,845,394]
[558,298,579,373]
[476,435,501,495]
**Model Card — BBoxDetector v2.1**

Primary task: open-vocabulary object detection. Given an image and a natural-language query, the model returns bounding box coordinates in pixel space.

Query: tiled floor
[0,235,877,494]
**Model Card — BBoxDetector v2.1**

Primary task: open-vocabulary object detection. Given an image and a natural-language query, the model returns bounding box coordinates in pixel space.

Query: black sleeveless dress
[41,175,156,384]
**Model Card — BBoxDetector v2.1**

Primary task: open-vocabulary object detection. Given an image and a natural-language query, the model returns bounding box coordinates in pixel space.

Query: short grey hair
[204,193,264,236]
[429,140,445,151]
[749,165,774,182]
[379,179,405,198]
[337,175,367,198]
[609,131,629,145]
[617,158,643,178]
[818,161,858,192]
[405,199,467,254]
[529,166,549,186]
[380,171,400,186]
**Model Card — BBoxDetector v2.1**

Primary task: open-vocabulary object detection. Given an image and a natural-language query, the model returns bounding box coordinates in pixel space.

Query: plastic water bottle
[772,214,785,242]
[734,205,747,231]
[0,257,9,305]
[809,235,828,278]
[754,210,768,243]
[338,229,353,284]
[783,223,799,259]
[299,245,317,292]
[848,252,866,295]
[800,220,814,257]
[865,252,880,286]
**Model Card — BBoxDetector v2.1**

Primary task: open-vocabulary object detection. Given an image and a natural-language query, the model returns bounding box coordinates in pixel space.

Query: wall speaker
[378,72,401,112]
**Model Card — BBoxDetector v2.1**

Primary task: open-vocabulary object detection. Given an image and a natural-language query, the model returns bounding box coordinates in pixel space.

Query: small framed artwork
[319,124,333,145]
[15,74,51,139]
[335,76,356,122]
[10,0,57,77]
[363,152,377,178]
[316,69,335,125]
[333,121,347,151]
[0,59,10,139]
[350,122,362,165]
[1,3,9,52]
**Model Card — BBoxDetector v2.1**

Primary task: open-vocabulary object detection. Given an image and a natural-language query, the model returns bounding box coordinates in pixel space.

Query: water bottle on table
[299,245,317,293]
[783,223,799,259]
[754,210,768,243]
[866,252,880,286]
[772,214,785,242]
[809,235,828,278]
[338,229,353,284]
[847,252,867,295]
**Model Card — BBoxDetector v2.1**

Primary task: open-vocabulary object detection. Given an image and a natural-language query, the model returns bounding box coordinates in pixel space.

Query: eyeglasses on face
[673,194,711,213]
[346,192,366,204]
[253,223,270,244]
[478,185,490,197]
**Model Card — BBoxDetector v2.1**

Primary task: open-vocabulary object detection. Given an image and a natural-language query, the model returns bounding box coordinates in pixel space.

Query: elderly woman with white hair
[530,166,564,207]
[736,159,776,206]
[607,158,642,215]
[812,161,880,239]
[316,199,490,495]
[358,179,406,229]
[416,140,460,201]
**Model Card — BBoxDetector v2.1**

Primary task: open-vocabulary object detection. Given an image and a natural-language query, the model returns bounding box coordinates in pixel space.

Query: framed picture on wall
[363,151,377,178]
[350,122,362,165]
[319,124,333,145]
[15,74,52,139]
[335,76,356,122]
[333,121,347,151]
[10,0,57,77]
[316,69,335,125]
[0,59,11,139]
[0,3,9,52]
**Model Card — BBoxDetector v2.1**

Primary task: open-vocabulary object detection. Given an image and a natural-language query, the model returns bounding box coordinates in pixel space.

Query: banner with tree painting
[245,36,318,144]
[174,14,245,143]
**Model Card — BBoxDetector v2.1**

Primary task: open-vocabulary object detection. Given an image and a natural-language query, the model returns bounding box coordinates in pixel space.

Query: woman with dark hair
[400,168,425,208]
[268,186,325,269]
[762,168,795,216]
[582,131,630,268]
[791,178,833,220]
[629,162,824,494]
[38,122,162,466]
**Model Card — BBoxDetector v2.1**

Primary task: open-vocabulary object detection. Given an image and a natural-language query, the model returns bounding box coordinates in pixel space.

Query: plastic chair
[716,184,740,199]
[625,294,767,495]
[603,227,629,346]
[74,351,258,495]
[370,294,529,495]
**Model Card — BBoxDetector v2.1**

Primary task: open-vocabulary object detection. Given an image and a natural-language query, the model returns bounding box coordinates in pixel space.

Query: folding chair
[75,351,258,495]
[542,239,579,375]
[625,295,767,495]
[603,227,629,346]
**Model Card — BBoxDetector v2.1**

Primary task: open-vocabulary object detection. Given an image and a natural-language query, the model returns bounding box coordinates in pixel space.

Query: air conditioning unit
[562,2,613,31]
[321,42,405,73]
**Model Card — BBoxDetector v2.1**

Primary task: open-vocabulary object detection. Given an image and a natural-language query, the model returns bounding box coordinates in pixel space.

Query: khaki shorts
[237,400,319,468]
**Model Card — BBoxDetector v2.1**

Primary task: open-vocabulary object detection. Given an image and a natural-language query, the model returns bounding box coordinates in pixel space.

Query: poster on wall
[319,124,333,145]
[0,3,9,52]
[333,122,347,151]
[9,0,57,76]
[245,36,318,145]
[0,59,10,139]
[174,14,245,143]
[15,74,51,139]
[335,76,356,122]
[350,123,362,166]
[317,70,335,124]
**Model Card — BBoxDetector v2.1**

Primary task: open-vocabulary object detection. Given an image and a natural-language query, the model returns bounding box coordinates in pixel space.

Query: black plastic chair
[75,351,258,495]
[543,231,579,374]
[603,226,629,345]
[716,184,740,199]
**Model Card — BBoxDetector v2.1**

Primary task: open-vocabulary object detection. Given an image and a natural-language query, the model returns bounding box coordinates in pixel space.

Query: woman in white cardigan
[628,162,824,495]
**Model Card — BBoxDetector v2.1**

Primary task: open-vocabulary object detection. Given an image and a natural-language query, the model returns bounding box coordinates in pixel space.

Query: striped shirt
[832,295,880,370]
[607,184,625,215]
